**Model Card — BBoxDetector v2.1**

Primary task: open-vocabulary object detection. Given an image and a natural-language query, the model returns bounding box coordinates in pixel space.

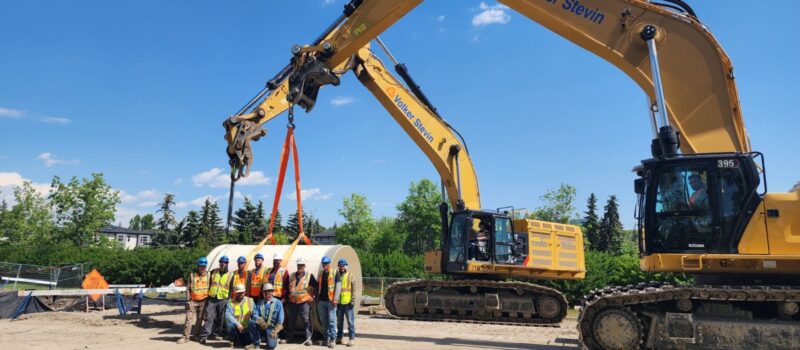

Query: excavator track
[578,282,800,349]
[383,279,568,326]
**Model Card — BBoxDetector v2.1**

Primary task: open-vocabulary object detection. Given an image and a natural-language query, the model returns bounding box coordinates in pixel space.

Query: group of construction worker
[179,252,356,349]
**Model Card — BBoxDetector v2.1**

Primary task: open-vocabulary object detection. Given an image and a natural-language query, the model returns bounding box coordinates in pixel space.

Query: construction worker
[178,257,209,344]
[199,255,231,344]
[251,283,284,350]
[225,284,255,349]
[267,253,289,300]
[232,256,250,299]
[335,258,356,347]
[250,253,267,301]
[317,256,341,348]
[285,257,317,346]
[267,253,290,344]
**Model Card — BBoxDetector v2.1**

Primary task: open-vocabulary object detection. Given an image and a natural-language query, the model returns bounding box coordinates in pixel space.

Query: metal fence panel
[0,262,89,290]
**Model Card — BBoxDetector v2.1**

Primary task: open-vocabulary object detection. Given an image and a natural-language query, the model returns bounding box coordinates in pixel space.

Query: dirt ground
[0,303,580,350]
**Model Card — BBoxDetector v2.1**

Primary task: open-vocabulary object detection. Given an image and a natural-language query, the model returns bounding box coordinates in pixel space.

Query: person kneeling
[251,283,284,350]
[226,284,256,349]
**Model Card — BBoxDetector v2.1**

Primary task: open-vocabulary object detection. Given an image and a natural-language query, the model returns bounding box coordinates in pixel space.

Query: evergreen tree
[597,195,624,254]
[199,199,222,248]
[232,198,264,244]
[286,210,313,241]
[179,210,201,246]
[583,193,600,251]
[156,193,177,232]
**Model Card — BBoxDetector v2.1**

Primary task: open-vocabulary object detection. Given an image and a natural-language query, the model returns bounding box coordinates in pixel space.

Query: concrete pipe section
[206,244,362,337]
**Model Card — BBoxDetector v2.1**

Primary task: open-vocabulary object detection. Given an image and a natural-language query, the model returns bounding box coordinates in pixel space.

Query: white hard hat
[262,283,275,291]
[234,284,246,294]
[272,253,282,260]
[296,257,306,265]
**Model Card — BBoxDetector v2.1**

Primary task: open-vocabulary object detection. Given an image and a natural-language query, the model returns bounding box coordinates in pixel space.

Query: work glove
[270,324,283,338]
[255,317,268,331]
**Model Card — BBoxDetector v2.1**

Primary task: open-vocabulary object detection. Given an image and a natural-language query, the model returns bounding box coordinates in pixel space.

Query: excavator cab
[442,210,521,274]
[636,152,764,255]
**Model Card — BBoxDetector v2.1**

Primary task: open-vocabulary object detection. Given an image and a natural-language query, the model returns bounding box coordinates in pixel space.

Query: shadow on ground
[358,332,579,349]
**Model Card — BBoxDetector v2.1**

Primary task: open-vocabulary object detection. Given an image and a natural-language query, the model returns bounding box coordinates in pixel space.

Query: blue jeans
[336,303,355,340]
[249,323,278,350]
[225,322,252,346]
[317,300,337,340]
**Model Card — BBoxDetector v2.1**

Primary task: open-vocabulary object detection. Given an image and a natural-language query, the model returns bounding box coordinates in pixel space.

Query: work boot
[199,337,207,344]
[336,338,343,345]
[303,339,312,346]
[176,337,190,344]
[328,339,336,348]
[278,339,287,344]
[244,345,256,350]
[347,339,355,347]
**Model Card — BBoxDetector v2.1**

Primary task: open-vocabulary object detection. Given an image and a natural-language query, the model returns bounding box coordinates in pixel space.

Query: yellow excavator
[224,0,800,348]
[222,25,587,326]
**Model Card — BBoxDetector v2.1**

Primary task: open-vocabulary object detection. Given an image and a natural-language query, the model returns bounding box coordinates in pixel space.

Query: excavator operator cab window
[644,154,760,255]
[493,217,514,264]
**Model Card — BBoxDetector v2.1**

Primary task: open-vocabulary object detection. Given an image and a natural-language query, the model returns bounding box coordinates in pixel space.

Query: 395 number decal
[717,159,739,168]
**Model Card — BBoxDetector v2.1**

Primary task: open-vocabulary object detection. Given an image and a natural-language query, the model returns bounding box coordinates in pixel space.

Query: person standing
[178,257,210,344]
[335,259,356,347]
[232,256,250,299]
[317,256,341,348]
[199,255,232,344]
[226,284,255,349]
[251,283,285,350]
[267,253,290,344]
[249,253,268,301]
[285,257,317,346]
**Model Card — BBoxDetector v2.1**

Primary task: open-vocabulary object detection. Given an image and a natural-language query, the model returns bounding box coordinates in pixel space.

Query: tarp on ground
[0,291,52,319]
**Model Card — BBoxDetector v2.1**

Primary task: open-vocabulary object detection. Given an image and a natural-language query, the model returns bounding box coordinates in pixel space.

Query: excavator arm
[500,0,750,154]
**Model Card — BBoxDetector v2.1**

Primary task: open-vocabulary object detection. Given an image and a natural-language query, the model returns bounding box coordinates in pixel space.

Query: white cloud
[174,177,184,185]
[120,189,159,204]
[330,96,356,107]
[0,172,51,205]
[323,0,337,5]
[191,167,271,188]
[176,195,221,209]
[0,107,24,118]
[137,201,158,207]
[437,15,446,22]
[472,2,511,26]
[37,152,79,167]
[38,116,71,125]
[287,188,332,201]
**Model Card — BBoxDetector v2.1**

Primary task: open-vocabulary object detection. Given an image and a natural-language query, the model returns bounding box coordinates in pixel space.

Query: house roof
[312,231,336,238]
[98,225,158,236]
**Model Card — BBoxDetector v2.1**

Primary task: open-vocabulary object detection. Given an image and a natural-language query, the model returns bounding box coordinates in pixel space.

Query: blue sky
[1,1,798,229]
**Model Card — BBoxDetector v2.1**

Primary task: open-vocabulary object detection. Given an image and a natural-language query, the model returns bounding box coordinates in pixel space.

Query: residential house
[96,226,157,250]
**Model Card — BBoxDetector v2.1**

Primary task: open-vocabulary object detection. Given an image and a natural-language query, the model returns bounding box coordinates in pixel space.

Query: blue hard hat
[338,258,348,266]
[219,255,229,263]
[255,253,264,260]
[237,256,247,264]
[321,256,332,264]
[197,257,208,266]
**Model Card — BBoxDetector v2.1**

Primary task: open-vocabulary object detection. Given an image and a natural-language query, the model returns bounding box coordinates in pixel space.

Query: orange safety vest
[249,266,267,297]
[232,269,249,297]
[268,266,287,298]
[189,271,210,301]
[318,269,336,301]
[289,272,311,303]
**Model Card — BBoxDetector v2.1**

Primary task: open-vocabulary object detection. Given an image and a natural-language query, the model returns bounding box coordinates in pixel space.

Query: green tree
[49,173,120,246]
[531,183,577,224]
[596,195,624,254]
[177,210,201,246]
[372,217,405,254]
[285,210,313,242]
[583,193,600,251]
[233,198,267,244]
[129,214,142,230]
[198,199,223,248]
[140,213,156,230]
[156,193,177,232]
[337,193,377,250]
[397,179,441,255]
[0,182,54,244]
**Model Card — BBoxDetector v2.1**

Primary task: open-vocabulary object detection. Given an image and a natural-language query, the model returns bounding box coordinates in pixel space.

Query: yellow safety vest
[250,266,267,297]
[229,296,254,328]
[318,269,336,301]
[339,272,353,305]
[209,269,231,299]
[268,266,286,298]
[189,271,209,301]
[289,272,311,303]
